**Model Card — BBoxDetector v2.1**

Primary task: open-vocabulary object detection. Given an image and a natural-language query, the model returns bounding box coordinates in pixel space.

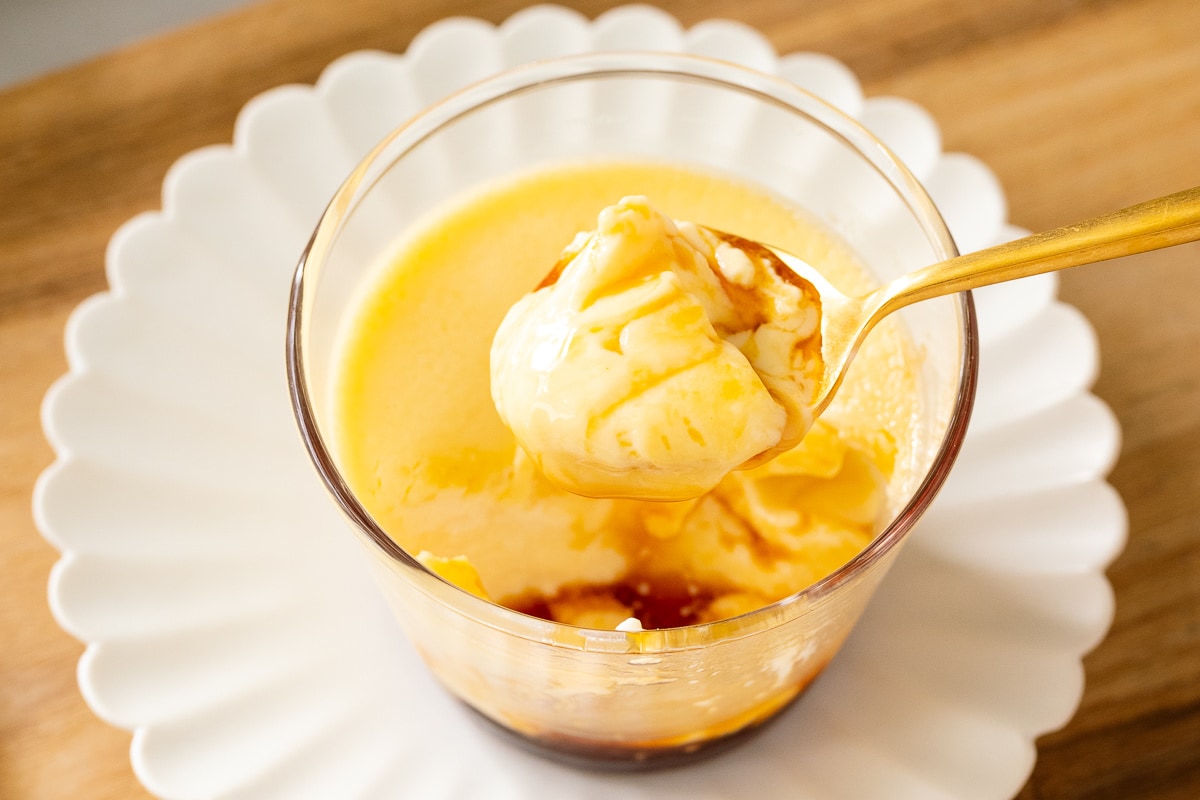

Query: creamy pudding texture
[490,196,824,502]
[331,160,922,629]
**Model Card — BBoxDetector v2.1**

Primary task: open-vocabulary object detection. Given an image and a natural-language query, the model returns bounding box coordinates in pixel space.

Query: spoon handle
[874,185,1200,316]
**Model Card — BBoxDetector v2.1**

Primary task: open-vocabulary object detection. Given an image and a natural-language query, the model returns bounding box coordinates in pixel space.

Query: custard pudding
[491,196,824,501]
[331,160,922,630]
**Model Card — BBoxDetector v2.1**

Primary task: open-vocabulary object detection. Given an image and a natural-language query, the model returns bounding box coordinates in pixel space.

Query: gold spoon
[522,187,1199,500]
[744,185,1200,418]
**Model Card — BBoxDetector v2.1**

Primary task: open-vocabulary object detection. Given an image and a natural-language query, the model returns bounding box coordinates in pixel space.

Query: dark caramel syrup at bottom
[506,574,718,629]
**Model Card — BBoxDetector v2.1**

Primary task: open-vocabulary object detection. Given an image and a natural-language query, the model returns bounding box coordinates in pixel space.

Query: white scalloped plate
[35,5,1126,799]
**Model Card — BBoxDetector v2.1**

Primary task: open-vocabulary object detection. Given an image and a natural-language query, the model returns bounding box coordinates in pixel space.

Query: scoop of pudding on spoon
[490,187,1200,502]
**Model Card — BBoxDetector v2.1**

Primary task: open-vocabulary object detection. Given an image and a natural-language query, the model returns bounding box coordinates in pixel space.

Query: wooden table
[2,0,1197,797]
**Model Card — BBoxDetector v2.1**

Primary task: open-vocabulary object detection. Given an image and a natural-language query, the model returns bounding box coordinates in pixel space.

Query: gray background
[1,0,256,88]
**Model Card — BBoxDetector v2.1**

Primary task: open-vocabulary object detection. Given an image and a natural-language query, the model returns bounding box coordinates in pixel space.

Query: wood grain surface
[2,1,1198,797]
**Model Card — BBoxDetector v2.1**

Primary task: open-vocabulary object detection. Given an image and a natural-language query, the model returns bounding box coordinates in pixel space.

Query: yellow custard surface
[330,160,921,628]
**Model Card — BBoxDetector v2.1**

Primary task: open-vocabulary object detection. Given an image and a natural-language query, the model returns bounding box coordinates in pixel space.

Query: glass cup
[287,52,978,768]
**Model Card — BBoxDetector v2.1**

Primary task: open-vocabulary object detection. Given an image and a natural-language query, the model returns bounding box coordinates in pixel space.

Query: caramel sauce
[708,229,816,292]
[506,573,717,629]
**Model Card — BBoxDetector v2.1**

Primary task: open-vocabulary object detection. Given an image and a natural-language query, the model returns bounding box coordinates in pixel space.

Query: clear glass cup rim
[286,51,980,650]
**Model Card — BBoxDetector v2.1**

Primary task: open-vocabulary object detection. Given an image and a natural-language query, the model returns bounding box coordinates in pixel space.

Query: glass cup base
[462,695,799,771]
